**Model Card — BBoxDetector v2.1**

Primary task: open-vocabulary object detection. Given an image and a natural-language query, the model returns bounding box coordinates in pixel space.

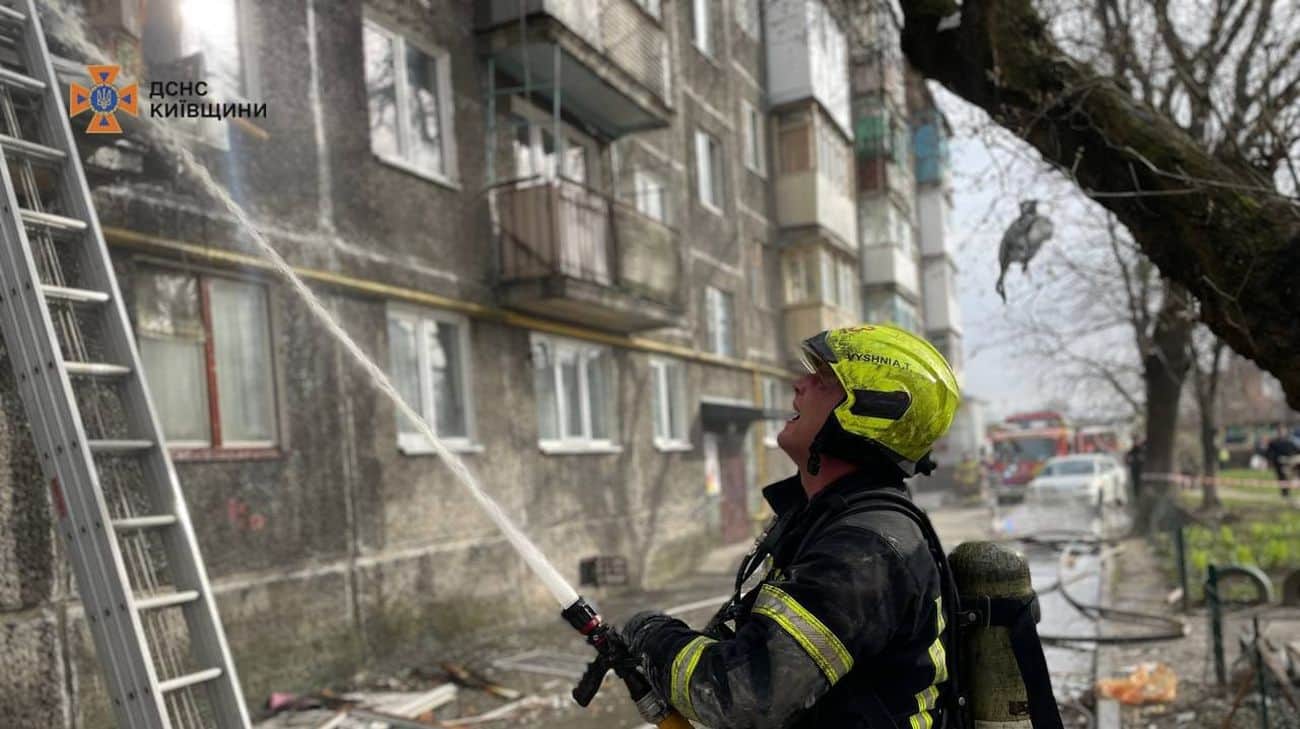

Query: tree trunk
[1137,287,1194,530]
[895,0,1300,411]
[1198,417,1221,510]
[1191,337,1226,511]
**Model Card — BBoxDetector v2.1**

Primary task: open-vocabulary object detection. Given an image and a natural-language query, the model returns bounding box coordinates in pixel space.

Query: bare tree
[1189,325,1228,510]
[829,0,1300,408]
[993,210,1194,515]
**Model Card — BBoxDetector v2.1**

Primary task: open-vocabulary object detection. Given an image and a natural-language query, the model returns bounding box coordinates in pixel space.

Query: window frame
[691,0,713,56]
[695,129,725,213]
[704,286,736,357]
[741,100,767,176]
[386,305,479,455]
[134,264,281,459]
[508,100,597,184]
[633,167,669,223]
[363,17,459,188]
[532,334,621,453]
[649,358,691,451]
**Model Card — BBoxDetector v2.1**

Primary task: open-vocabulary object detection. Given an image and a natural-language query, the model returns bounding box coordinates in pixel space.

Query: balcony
[861,243,921,301]
[478,0,672,138]
[491,178,683,332]
[774,107,857,251]
[783,303,859,363]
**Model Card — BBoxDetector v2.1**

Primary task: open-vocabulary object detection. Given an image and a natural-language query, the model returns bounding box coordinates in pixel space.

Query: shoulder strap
[838,491,1063,729]
[834,490,973,729]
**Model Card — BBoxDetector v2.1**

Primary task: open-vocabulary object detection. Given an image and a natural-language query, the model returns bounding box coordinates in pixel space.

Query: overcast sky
[938,89,1095,422]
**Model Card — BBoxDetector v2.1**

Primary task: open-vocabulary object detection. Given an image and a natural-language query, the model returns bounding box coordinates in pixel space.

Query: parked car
[1027,454,1128,505]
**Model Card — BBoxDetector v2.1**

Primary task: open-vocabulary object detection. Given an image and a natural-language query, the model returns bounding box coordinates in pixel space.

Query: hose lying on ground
[1034,543,1188,644]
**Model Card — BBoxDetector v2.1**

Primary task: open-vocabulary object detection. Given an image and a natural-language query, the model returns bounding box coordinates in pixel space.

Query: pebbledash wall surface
[0,0,963,726]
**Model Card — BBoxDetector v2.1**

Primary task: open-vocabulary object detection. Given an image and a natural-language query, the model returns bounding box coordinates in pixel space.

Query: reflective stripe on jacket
[639,473,950,729]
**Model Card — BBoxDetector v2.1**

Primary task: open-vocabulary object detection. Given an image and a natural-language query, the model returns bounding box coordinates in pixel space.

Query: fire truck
[989,411,1074,502]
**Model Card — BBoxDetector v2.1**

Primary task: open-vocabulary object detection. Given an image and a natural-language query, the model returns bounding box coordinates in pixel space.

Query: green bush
[1153,507,1300,601]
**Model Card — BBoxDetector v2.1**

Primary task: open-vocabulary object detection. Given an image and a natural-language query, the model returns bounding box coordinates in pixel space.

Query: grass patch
[1153,502,1300,602]
[1218,468,1275,481]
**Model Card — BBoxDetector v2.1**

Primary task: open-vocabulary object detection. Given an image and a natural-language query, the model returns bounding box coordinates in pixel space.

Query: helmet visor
[798,331,837,378]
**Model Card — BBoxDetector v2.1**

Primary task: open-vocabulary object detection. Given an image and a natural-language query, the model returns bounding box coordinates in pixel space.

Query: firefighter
[622,325,961,729]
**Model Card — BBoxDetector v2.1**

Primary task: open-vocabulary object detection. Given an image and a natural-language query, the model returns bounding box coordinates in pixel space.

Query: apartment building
[0,1,969,725]
[848,1,977,469]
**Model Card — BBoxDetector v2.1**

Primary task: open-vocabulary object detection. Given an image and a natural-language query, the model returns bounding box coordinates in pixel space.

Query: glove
[621,610,687,658]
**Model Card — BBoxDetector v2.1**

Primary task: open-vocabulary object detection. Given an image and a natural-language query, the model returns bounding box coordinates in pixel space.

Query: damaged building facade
[0,0,960,726]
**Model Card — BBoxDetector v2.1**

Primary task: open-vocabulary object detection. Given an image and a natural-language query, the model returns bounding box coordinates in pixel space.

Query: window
[695,130,725,210]
[782,249,818,304]
[836,257,858,313]
[777,111,812,173]
[692,0,712,55]
[363,19,457,183]
[741,101,766,174]
[650,358,689,449]
[634,169,668,223]
[781,247,856,311]
[386,307,474,453]
[816,117,850,194]
[142,0,252,148]
[135,267,276,450]
[509,110,592,182]
[704,286,735,357]
[532,335,618,451]
[736,0,761,38]
[763,377,785,446]
[178,0,246,98]
[635,0,662,19]
[866,293,920,332]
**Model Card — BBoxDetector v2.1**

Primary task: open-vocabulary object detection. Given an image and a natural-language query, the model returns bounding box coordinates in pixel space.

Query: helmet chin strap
[806,439,822,476]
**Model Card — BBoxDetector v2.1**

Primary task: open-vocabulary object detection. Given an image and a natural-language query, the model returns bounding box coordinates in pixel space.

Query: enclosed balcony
[779,243,860,361]
[773,106,857,252]
[478,0,673,138]
[491,178,683,332]
[861,244,921,301]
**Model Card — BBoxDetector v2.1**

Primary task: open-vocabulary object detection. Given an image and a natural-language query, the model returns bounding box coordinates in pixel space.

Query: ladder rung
[22,208,88,234]
[64,361,132,378]
[0,6,25,26]
[157,668,223,694]
[41,284,108,304]
[133,590,200,612]
[112,514,178,531]
[0,134,65,164]
[88,439,154,454]
[0,66,42,93]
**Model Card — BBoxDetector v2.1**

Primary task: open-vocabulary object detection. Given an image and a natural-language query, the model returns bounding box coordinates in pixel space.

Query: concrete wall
[764,0,850,135]
[0,0,801,726]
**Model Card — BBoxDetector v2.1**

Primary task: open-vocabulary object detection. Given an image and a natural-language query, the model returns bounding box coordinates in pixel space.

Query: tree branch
[895,0,1300,409]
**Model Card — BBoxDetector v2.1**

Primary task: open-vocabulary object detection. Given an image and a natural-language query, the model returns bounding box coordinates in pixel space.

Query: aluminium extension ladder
[0,2,250,727]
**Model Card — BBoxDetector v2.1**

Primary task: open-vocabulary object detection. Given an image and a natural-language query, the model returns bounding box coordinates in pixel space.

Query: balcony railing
[478,0,672,137]
[490,177,683,331]
[497,177,615,285]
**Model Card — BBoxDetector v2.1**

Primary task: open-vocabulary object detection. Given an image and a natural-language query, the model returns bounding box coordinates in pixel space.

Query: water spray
[40,2,689,725]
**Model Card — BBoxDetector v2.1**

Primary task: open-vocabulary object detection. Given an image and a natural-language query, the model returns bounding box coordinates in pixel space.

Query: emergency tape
[1142,472,1299,491]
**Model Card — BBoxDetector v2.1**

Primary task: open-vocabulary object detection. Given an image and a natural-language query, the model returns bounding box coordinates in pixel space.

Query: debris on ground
[438,663,523,701]
[1096,662,1178,705]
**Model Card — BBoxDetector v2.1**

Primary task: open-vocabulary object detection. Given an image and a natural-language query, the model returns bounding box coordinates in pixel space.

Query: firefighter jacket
[638,472,950,729]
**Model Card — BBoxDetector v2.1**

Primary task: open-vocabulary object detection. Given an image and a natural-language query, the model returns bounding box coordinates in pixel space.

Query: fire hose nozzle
[562,597,692,727]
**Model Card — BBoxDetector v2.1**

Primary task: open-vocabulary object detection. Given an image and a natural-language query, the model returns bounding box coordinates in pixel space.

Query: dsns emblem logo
[68,64,137,134]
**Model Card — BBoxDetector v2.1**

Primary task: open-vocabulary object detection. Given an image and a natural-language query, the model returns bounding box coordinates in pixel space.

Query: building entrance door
[717,430,751,543]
